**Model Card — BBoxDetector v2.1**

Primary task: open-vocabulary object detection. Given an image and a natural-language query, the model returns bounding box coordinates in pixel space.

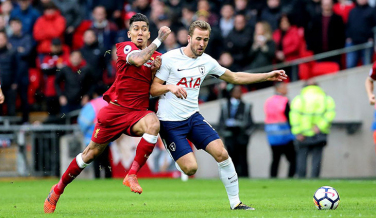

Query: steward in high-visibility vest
[289,85,336,137]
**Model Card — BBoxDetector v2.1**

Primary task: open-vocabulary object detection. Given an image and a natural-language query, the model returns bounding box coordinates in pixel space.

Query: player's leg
[123,113,159,194]
[44,140,109,213]
[188,113,254,210]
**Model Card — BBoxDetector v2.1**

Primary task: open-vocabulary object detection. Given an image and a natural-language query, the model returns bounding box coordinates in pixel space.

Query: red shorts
[91,103,154,144]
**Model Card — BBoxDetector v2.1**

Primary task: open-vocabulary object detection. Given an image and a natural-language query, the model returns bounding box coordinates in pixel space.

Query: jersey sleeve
[116,42,140,64]
[155,55,171,81]
[369,62,376,81]
[208,56,227,77]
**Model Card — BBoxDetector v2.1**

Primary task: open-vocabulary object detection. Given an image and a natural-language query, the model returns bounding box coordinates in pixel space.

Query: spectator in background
[37,38,69,115]
[247,21,275,90]
[90,6,118,50]
[196,0,218,26]
[273,13,302,79]
[80,29,107,85]
[89,0,123,23]
[179,4,196,30]
[333,0,355,23]
[303,0,322,29]
[260,0,283,31]
[218,85,254,177]
[10,0,40,35]
[219,3,235,38]
[176,27,188,46]
[224,13,253,69]
[0,31,17,117]
[33,2,66,54]
[219,52,240,72]
[196,10,223,60]
[78,85,111,179]
[115,11,135,43]
[8,18,33,123]
[0,15,6,33]
[132,0,152,18]
[55,50,93,114]
[159,31,179,53]
[264,82,296,178]
[345,0,376,68]
[103,45,117,86]
[307,0,345,64]
[234,0,257,28]
[52,0,83,47]
[247,21,276,70]
[1,0,13,30]
[290,80,336,178]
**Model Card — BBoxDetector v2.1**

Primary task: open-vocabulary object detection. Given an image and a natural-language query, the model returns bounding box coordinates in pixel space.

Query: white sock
[218,157,240,209]
[142,133,158,144]
[76,153,91,168]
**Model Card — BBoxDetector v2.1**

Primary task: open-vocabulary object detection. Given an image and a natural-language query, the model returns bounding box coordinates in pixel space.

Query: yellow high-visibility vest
[289,85,336,137]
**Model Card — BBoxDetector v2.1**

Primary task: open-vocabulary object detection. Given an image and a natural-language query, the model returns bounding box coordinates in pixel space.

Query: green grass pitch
[0,178,375,217]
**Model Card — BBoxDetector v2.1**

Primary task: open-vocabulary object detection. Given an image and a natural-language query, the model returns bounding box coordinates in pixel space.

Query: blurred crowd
[0,0,375,123]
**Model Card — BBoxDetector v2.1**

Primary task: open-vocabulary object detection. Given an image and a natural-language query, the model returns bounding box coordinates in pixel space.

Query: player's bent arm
[127,43,159,67]
[150,77,170,97]
[150,77,187,99]
[219,69,286,84]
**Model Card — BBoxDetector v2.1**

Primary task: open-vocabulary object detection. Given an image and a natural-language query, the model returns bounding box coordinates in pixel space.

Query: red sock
[54,157,84,195]
[128,138,156,175]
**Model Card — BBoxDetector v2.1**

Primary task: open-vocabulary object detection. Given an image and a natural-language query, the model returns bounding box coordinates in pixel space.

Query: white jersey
[156,48,226,121]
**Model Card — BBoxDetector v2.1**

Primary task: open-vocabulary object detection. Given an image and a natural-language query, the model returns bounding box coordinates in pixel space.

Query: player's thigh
[188,113,220,151]
[205,139,229,162]
[160,120,193,162]
[131,112,160,136]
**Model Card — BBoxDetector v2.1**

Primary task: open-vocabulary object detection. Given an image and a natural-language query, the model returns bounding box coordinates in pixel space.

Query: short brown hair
[188,20,211,36]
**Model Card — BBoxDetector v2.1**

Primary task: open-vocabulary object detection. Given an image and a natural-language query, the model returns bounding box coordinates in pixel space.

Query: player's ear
[187,35,191,44]
[127,31,131,39]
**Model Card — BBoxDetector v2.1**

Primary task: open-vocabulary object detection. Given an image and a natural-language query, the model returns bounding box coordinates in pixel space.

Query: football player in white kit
[150,20,287,211]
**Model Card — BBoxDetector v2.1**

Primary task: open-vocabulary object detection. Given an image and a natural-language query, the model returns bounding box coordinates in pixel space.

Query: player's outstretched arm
[150,77,187,99]
[219,69,287,85]
[365,77,375,105]
[128,26,171,67]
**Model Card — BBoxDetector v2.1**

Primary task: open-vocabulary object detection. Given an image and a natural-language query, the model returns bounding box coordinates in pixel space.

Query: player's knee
[145,116,160,134]
[181,164,198,176]
[213,149,229,162]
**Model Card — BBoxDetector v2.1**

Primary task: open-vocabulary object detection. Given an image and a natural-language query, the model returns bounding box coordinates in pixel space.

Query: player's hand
[157,26,171,42]
[0,89,4,104]
[168,85,187,99]
[369,94,376,105]
[266,70,287,82]
[59,95,67,106]
[151,56,162,72]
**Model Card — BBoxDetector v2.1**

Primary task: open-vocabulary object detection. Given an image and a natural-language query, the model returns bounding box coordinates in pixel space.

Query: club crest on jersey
[198,66,205,75]
[168,142,176,151]
[123,45,132,54]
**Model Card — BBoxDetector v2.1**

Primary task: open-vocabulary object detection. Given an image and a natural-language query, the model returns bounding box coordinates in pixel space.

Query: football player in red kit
[44,13,171,213]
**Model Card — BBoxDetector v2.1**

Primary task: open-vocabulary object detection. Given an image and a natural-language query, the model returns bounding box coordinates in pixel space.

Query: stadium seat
[298,50,339,79]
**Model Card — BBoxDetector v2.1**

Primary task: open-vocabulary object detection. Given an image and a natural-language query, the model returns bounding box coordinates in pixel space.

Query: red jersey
[103,41,161,110]
[369,62,376,81]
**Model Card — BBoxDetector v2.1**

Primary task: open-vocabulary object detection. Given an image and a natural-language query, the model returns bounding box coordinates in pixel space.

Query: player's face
[128,21,150,48]
[188,28,210,57]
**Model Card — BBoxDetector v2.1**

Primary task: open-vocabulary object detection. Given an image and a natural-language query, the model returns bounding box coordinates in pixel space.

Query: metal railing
[202,41,375,87]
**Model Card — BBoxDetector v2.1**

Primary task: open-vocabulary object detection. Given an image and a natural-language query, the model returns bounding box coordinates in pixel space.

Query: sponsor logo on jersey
[123,45,132,54]
[177,77,201,88]
[168,142,176,151]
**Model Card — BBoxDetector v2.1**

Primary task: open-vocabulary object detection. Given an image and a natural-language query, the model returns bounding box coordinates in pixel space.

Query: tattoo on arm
[128,43,158,66]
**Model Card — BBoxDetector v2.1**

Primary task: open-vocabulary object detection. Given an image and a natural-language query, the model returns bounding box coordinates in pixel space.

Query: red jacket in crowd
[273,26,303,62]
[33,11,66,53]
